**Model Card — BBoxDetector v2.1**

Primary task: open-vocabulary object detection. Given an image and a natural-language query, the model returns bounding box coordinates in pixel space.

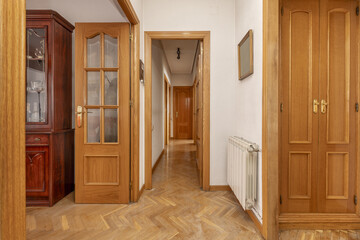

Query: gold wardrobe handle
[321,100,328,114]
[313,99,319,113]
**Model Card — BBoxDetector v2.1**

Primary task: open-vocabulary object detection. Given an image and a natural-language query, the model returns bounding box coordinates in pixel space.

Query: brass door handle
[321,100,328,114]
[176,112,178,118]
[313,99,319,113]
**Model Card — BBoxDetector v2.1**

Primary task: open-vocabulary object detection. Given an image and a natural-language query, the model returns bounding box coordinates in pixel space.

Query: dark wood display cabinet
[26,10,74,206]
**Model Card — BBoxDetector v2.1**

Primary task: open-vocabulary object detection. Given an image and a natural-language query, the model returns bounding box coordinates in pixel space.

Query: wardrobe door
[280,0,320,213]
[317,0,358,213]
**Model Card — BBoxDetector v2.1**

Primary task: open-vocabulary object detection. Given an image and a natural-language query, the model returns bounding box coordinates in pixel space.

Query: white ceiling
[161,40,198,74]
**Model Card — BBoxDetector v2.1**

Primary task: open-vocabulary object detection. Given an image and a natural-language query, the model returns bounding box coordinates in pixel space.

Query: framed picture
[238,29,253,80]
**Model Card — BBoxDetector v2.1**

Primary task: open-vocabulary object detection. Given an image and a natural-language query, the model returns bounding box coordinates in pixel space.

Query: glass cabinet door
[26,27,47,123]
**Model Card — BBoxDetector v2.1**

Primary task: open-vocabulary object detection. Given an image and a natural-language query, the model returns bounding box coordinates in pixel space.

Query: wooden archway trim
[0,0,27,239]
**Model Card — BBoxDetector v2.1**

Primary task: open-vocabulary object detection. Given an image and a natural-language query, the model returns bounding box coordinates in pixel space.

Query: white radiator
[227,136,259,210]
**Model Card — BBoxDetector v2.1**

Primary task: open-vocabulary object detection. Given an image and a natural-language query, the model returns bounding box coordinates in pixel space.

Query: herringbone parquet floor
[26,140,360,239]
[26,140,263,240]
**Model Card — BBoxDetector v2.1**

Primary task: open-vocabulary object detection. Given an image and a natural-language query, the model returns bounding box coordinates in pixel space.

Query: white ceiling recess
[161,40,198,74]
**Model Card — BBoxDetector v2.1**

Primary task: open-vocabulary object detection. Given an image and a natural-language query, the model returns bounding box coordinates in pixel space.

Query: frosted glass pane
[105,34,118,68]
[104,71,118,105]
[87,35,100,68]
[87,72,101,105]
[104,109,118,143]
[87,109,100,143]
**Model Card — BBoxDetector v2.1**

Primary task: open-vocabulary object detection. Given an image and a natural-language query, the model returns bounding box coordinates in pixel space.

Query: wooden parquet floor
[26,140,360,239]
[26,140,263,240]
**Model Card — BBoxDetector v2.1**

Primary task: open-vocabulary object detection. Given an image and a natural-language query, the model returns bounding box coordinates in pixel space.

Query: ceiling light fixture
[177,48,180,60]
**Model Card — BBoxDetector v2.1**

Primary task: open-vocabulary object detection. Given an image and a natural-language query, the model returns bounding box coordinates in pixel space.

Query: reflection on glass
[87,109,100,143]
[105,34,118,68]
[104,71,118,105]
[87,35,100,68]
[87,72,101,105]
[26,28,47,123]
[104,109,118,143]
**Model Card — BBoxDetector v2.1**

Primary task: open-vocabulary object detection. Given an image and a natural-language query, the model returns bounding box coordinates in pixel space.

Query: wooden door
[173,86,193,139]
[318,0,357,213]
[195,42,204,185]
[280,0,358,214]
[75,23,130,203]
[280,0,320,213]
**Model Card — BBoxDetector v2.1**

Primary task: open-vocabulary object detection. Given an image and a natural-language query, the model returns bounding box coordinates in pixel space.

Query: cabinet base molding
[279,213,360,230]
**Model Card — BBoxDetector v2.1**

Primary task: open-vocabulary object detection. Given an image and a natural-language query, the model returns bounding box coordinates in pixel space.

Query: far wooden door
[75,23,130,203]
[173,86,193,139]
[280,0,358,213]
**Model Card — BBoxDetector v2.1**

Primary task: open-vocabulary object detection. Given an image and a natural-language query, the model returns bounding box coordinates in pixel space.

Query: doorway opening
[144,32,210,191]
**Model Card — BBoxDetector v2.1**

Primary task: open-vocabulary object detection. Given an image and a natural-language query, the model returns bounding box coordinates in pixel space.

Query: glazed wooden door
[280,0,358,214]
[174,86,193,139]
[75,23,130,203]
[280,0,320,213]
[318,0,357,213]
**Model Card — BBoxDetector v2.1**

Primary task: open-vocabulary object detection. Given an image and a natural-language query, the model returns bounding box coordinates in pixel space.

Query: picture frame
[238,29,253,80]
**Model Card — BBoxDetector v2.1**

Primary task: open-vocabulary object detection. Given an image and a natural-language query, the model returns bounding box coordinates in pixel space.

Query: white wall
[151,40,172,167]
[171,74,193,86]
[26,0,129,129]
[235,0,263,222]
[143,0,237,186]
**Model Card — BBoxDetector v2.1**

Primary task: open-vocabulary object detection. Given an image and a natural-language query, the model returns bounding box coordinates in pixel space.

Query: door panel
[174,87,193,139]
[26,147,49,196]
[318,0,357,213]
[280,0,320,213]
[75,23,130,203]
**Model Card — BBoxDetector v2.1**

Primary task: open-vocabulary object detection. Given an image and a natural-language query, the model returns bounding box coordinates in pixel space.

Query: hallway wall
[143,0,237,186]
[151,40,172,167]
[235,0,263,221]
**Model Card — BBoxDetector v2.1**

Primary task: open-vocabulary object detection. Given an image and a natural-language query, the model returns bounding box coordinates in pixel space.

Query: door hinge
[354,195,357,205]
[129,182,133,190]
[280,103,283,112]
[281,6,284,16]
[356,6,359,16]
[356,102,359,112]
[130,100,133,107]
[280,195,282,205]
[130,33,133,41]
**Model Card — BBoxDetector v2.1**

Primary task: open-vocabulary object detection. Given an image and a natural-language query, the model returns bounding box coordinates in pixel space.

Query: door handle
[75,106,84,128]
[321,100,328,114]
[313,99,319,113]
[75,106,93,128]
[176,112,178,118]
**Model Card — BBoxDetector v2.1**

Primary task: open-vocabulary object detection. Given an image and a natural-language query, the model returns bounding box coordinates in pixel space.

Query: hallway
[26,140,262,239]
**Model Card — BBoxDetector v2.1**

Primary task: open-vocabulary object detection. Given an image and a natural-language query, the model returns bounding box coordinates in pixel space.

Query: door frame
[117,0,140,202]
[262,0,280,239]
[164,74,170,145]
[144,31,210,191]
[173,86,193,140]
[0,0,26,238]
